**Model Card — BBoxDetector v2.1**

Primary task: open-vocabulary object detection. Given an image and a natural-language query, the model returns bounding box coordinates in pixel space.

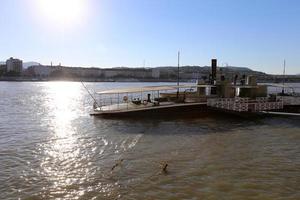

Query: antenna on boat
[177,51,180,98]
[80,81,100,108]
[282,59,286,95]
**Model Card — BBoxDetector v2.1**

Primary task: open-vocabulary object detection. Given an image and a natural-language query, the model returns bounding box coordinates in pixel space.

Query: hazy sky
[0,0,299,74]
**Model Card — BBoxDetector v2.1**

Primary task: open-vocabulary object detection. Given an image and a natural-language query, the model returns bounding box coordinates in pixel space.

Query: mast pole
[80,81,100,108]
[282,59,286,95]
[177,51,180,98]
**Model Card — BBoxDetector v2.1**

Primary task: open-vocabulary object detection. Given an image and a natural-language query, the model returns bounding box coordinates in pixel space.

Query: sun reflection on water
[31,82,155,199]
[46,82,82,135]
[39,82,88,198]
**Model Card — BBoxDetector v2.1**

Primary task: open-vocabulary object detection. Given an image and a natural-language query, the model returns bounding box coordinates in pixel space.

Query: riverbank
[1,76,300,83]
[0,77,190,82]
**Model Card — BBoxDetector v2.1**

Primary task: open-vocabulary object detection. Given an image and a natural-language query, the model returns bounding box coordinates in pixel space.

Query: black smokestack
[211,59,217,84]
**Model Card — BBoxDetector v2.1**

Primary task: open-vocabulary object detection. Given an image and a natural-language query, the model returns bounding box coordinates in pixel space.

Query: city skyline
[1,0,300,74]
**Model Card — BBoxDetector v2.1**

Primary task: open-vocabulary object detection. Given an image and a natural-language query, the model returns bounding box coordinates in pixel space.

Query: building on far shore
[26,65,61,77]
[0,64,7,76]
[151,68,160,79]
[0,64,6,70]
[6,57,23,73]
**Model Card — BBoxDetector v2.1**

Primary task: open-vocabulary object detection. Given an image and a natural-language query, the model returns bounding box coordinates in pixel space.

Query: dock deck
[91,101,207,115]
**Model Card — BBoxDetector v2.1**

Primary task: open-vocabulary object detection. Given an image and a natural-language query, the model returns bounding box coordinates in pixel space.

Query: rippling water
[0,82,299,200]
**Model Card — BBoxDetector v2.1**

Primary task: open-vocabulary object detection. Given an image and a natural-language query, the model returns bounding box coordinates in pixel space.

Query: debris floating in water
[160,162,169,174]
[111,159,124,171]
[162,163,168,173]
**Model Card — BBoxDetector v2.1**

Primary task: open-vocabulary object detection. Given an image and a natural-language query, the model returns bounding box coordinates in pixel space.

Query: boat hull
[90,103,212,118]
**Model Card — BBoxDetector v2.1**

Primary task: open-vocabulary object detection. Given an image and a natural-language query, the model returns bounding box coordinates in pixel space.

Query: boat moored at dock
[89,59,300,117]
[90,85,213,117]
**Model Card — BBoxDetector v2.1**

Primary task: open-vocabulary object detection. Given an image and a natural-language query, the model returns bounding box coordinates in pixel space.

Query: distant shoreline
[0,77,180,83]
[1,77,300,83]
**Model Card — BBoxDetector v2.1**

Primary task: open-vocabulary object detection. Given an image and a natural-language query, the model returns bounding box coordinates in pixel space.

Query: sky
[0,0,299,74]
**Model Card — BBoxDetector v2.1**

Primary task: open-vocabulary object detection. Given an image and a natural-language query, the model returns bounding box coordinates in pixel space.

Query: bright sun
[36,0,86,27]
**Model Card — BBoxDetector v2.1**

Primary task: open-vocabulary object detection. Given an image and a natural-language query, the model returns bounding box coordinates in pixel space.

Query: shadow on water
[259,115,300,128]
[91,111,271,136]
[92,108,300,136]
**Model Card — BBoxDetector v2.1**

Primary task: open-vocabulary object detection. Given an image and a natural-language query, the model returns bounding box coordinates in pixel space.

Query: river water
[0,82,299,200]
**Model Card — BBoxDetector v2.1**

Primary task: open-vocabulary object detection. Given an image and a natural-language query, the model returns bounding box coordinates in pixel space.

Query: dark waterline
[0,82,299,200]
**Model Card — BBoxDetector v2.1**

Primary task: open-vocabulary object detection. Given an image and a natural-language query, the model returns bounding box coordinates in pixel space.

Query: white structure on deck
[207,97,283,112]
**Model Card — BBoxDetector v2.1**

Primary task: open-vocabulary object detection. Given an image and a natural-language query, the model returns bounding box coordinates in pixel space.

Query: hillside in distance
[23,62,40,69]
[0,61,40,68]
[155,65,264,76]
[1,61,300,82]
[0,60,284,76]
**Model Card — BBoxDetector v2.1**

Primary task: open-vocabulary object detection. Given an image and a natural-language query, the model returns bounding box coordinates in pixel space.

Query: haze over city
[1,0,300,74]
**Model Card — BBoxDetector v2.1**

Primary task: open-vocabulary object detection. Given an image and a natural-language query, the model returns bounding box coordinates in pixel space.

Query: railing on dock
[207,97,284,112]
[207,98,249,112]
[281,96,300,106]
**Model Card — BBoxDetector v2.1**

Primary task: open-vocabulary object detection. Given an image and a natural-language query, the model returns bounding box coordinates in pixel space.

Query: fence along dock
[207,97,284,113]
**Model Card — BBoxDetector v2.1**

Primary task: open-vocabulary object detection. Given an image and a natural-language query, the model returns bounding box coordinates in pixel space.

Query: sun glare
[36,0,87,27]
